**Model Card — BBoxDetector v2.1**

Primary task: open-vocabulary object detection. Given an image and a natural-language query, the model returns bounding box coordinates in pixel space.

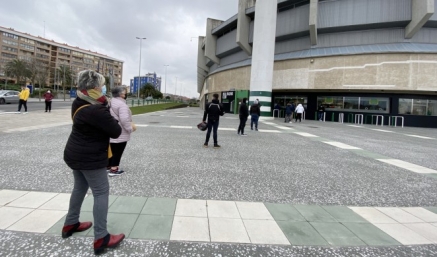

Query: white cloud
[0,0,238,98]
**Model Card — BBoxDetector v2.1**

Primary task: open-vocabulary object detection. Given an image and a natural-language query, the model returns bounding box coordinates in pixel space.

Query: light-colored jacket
[295,104,305,113]
[109,97,133,143]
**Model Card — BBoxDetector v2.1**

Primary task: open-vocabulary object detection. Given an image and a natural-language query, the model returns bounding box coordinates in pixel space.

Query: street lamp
[136,37,146,99]
[163,64,169,96]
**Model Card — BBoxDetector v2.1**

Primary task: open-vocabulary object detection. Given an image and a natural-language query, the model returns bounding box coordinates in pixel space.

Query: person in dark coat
[250,100,261,131]
[285,102,295,123]
[63,70,125,255]
[238,98,249,136]
[43,90,54,112]
[202,93,224,148]
[317,104,326,121]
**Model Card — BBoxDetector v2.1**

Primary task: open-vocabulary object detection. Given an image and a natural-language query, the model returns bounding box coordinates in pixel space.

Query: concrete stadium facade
[197,0,437,128]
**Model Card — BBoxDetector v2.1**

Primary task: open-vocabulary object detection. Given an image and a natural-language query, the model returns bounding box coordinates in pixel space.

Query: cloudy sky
[0,0,238,98]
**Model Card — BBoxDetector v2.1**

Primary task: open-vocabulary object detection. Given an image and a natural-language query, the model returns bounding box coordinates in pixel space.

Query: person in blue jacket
[285,102,295,123]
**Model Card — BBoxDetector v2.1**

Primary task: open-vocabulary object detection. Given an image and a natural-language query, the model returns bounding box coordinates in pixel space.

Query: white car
[0,90,20,104]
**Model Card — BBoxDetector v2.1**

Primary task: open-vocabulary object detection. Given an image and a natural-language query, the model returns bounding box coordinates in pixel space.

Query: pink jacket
[109,97,133,143]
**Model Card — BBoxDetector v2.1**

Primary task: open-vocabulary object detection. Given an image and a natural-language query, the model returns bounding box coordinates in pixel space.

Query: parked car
[0,90,20,104]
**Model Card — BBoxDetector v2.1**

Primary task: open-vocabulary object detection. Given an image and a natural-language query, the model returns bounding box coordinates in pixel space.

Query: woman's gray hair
[111,86,126,98]
[77,70,105,90]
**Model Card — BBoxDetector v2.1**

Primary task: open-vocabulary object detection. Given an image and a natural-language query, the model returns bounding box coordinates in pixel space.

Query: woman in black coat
[62,70,124,255]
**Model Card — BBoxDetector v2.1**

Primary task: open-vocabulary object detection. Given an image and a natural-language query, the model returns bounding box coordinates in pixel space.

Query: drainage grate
[307,126,319,128]
[149,122,160,124]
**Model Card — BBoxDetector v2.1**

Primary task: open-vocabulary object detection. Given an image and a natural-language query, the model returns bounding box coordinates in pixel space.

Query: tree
[57,65,73,86]
[4,59,30,84]
[140,83,155,98]
[35,63,50,99]
[57,65,74,100]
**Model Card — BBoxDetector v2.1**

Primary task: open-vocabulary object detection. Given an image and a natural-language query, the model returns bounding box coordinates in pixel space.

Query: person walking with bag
[250,100,261,131]
[63,70,125,255]
[238,98,249,136]
[202,93,224,148]
[43,90,54,112]
[295,103,305,122]
[108,86,136,176]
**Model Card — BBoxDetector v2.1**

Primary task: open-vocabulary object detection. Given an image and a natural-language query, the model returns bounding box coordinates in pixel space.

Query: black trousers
[18,100,27,112]
[45,101,52,112]
[238,116,247,134]
[108,141,127,167]
[205,120,219,145]
[295,113,302,122]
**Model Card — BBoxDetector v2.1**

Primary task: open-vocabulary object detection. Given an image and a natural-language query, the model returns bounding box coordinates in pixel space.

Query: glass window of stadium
[399,99,437,116]
[274,96,308,109]
[317,96,389,113]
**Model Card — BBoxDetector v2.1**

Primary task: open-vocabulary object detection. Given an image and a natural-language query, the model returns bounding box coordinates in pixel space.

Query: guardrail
[128,99,177,107]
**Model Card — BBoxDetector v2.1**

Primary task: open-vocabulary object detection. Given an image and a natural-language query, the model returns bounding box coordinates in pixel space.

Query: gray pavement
[1,106,437,256]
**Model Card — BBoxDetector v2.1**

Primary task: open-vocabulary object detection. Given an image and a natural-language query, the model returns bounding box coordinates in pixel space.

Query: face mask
[102,85,107,95]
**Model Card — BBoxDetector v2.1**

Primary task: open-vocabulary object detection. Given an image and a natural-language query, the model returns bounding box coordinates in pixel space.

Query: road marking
[262,122,276,125]
[293,132,318,137]
[405,134,435,140]
[377,159,437,174]
[135,124,149,127]
[323,141,362,149]
[218,128,236,131]
[176,116,189,118]
[348,125,363,128]
[274,126,293,130]
[372,129,394,133]
[258,129,281,133]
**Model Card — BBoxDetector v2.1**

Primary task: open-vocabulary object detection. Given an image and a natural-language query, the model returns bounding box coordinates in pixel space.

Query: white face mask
[101,85,107,95]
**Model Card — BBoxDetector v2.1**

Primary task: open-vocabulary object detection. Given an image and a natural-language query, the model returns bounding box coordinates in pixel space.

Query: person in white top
[295,103,305,122]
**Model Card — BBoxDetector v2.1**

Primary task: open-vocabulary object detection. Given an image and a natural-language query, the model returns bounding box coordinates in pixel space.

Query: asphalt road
[0,99,73,112]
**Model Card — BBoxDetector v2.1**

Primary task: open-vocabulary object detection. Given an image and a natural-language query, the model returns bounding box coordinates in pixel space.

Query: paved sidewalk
[1,107,437,256]
[3,189,437,247]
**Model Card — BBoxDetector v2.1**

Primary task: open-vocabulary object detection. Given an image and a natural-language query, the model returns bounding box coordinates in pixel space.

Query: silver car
[0,90,20,104]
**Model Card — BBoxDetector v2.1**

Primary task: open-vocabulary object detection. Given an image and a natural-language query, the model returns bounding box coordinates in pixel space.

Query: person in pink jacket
[107,86,136,176]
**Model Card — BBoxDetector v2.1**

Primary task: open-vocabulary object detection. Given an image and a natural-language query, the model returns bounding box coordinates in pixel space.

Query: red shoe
[62,221,93,238]
[94,233,125,255]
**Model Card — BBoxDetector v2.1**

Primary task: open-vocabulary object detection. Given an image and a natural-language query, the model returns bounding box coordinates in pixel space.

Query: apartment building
[0,26,123,86]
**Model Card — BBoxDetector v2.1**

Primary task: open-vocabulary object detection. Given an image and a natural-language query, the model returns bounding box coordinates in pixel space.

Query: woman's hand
[131,122,137,132]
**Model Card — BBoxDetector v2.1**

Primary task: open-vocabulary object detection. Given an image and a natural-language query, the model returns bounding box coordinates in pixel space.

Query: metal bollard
[338,113,344,123]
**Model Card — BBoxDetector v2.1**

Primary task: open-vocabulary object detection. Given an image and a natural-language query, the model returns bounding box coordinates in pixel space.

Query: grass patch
[130,103,188,115]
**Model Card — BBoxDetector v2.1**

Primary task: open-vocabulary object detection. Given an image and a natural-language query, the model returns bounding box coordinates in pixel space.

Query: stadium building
[197,0,437,127]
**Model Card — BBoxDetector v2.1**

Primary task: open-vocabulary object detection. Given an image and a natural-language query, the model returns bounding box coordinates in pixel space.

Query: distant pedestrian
[202,93,224,148]
[43,90,54,112]
[108,86,136,177]
[250,100,261,131]
[285,102,295,123]
[274,102,281,117]
[256,98,261,108]
[317,104,325,121]
[295,103,305,122]
[238,98,249,136]
[17,85,30,113]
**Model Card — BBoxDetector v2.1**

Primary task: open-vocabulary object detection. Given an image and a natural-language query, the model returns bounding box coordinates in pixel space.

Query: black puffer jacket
[239,102,249,118]
[64,98,122,170]
[203,99,224,122]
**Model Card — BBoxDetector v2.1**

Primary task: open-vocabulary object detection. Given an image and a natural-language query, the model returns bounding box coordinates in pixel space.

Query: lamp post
[136,37,146,99]
[163,64,169,96]
[175,77,177,101]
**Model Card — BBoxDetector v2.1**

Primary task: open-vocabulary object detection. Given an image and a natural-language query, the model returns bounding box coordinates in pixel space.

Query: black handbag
[197,122,207,131]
